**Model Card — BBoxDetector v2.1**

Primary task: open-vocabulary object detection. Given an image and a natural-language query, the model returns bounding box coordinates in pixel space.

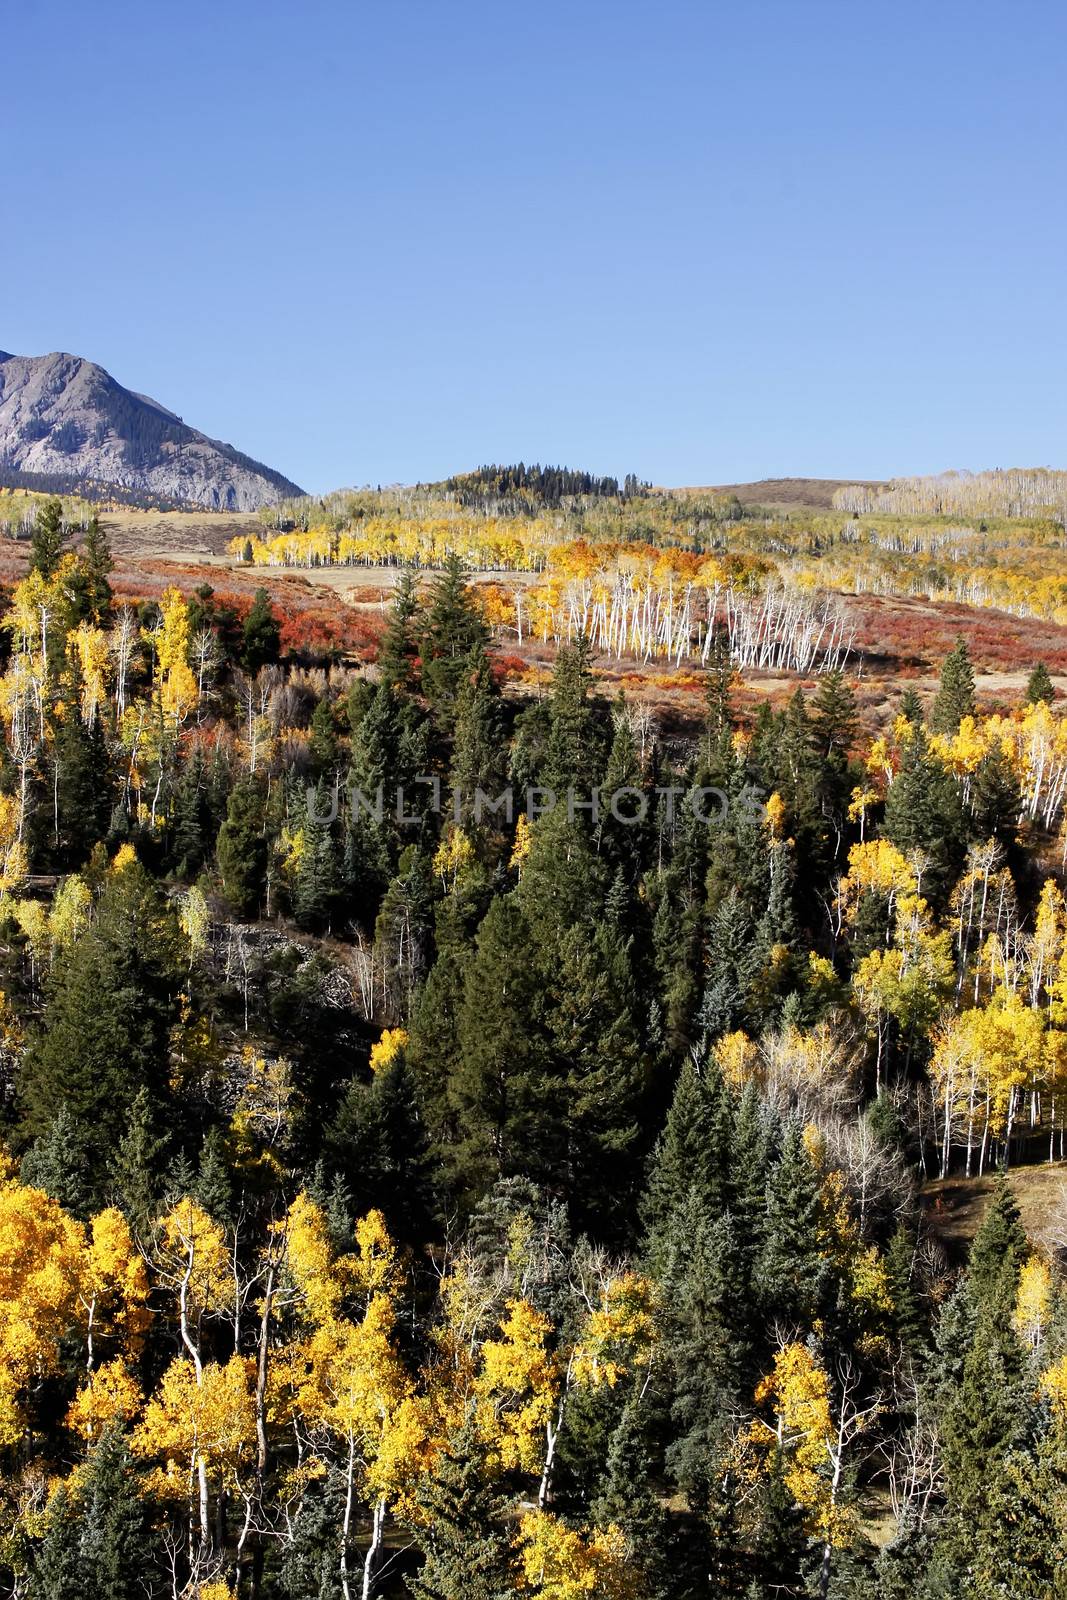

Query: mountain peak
[0,349,303,510]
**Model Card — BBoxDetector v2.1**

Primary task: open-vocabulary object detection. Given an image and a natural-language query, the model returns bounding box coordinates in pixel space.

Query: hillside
[0,350,303,511]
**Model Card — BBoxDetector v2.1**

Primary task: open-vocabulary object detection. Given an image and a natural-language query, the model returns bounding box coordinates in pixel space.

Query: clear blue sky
[6,0,1066,493]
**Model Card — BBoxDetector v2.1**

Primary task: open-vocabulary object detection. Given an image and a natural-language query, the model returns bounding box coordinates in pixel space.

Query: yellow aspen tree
[70,621,110,729]
[78,1206,151,1372]
[155,586,198,727]
[752,1343,880,1600]
[134,1354,256,1566]
[369,1028,408,1074]
[515,1511,638,1600]
[0,1171,85,1445]
[1013,1255,1053,1352]
[66,1358,143,1444]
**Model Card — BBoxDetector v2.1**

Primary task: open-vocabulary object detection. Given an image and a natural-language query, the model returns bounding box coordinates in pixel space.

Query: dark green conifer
[930,636,976,734]
[1026,660,1054,705]
[406,1416,518,1600]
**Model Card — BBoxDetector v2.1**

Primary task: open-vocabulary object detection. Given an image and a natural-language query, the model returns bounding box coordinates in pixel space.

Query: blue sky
[5,0,1066,493]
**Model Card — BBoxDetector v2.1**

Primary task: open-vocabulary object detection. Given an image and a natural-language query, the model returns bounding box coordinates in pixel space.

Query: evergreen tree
[328,1055,438,1245]
[308,694,340,780]
[642,1054,732,1266]
[217,778,267,916]
[19,860,180,1194]
[419,555,489,721]
[592,1398,671,1600]
[450,895,553,1199]
[241,586,281,672]
[377,568,422,690]
[883,727,967,904]
[406,1417,518,1600]
[294,794,342,932]
[1026,660,1054,705]
[21,1103,92,1218]
[108,1086,167,1234]
[930,637,976,735]
[969,744,1021,848]
[78,513,113,623]
[30,497,66,579]
[755,1121,828,1326]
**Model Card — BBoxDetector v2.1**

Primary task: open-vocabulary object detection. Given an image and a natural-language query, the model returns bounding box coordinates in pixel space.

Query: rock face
[0,350,304,510]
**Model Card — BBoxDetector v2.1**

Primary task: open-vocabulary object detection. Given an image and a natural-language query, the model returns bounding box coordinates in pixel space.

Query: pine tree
[883,727,967,904]
[551,920,648,1242]
[19,861,180,1193]
[930,637,976,734]
[30,497,66,579]
[642,1054,732,1266]
[108,1086,167,1233]
[328,1056,438,1245]
[217,779,267,916]
[755,1121,828,1326]
[78,1429,158,1600]
[378,569,422,690]
[294,795,342,932]
[308,694,339,780]
[592,1398,671,1600]
[194,1124,235,1224]
[241,586,280,672]
[21,1104,93,1218]
[1026,660,1054,705]
[970,744,1021,848]
[660,1199,749,1496]
[450,895,553,1199]
[419,555,489,721]
[78,514,113,623]
[899,686,924,726]
[406,1416,518,1600]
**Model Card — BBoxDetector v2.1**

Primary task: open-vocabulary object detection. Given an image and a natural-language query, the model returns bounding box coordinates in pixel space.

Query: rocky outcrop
[0,350,304,511]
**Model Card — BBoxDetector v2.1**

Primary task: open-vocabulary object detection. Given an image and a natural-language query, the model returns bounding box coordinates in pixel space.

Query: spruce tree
[241,587,281,672]
[217,779,267,916]
[755,1121,828,1326]
[78,513,113,623]
[21,1104,92,1218]
[450,894,553,1199]
[883,727,967,904]
[30,497,66,579]
[1025,660,1053,705]
[641,1054,732,1267]
[328,1056,438,1245]
[377,568,422,690]
[19,861,180,1193]
[592,1398,671,1600]
[930,637,976,734]
[419,555,489,721]
[406,1417,518,1600]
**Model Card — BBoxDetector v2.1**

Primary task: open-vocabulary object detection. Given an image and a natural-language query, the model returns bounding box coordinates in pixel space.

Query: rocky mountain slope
[0,350,303,511]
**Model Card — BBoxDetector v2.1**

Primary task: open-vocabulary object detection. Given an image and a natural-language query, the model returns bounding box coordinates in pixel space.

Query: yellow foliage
[66,1359,143,1442]
[134,1356,256,1496]
[475,1298,558,1474]
[154,587,198,725]
[0,1175,85,1445]
[1013,1255,1053,1351]
[369,1028,408,1074]
[571,1272,656,1390]
[433,825,475,886]
[510,813,533,872]
[516,1511,638,1600]
[714,1030,758,1090]
[160,1198,235,1320]
[284,1191,345,1325]
[752,1343,848,1543]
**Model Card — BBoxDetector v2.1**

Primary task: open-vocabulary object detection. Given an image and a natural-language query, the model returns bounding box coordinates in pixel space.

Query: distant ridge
[0,350,303,511]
